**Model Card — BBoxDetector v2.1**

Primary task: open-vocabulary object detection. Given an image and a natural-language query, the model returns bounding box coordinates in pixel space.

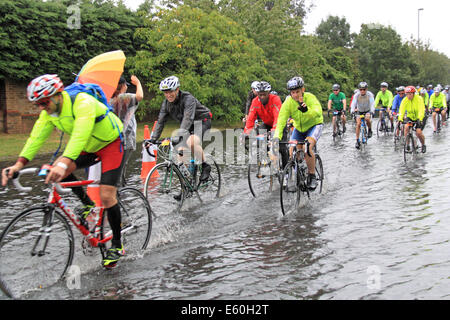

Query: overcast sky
[123,0,450,57]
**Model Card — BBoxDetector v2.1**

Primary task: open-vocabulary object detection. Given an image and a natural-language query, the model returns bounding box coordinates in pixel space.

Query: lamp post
[418,8,424,44]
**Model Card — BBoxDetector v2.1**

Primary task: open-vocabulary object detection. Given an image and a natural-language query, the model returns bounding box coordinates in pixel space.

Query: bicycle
[403,121,419,163]
[143,138,221,214]
[432,107,443,133]
[0,165,152,298]
[377,108,391,137]
[358,114,369,150]
[279,140,324,216]
[328,110,345,143]
[247,131,282,197]
[393,113,405,147]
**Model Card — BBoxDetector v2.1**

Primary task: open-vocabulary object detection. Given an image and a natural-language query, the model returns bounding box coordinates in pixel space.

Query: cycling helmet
[255,81,271,92]
[380,82,388,88]
[427,84,433,89]
[434,87,441,93]
[287,76,304,90]
[358,82,368,89]
[419,88,427,95]
[332,84,340,90]
[397,86,405,92]
[251,81,260,90]
[27,74,64,102]
[159,76,180,91]
[405,86,416,93]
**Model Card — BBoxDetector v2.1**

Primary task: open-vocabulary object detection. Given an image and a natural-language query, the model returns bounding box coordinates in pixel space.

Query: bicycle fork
[31,205,56,257]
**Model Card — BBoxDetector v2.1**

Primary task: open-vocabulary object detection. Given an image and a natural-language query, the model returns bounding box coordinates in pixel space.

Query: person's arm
[374,91,381,108]
[151,101,169,141]
[131,75,143,102]
[350,93,357,113]
[398,98,406,122]
[327,99,332,111]
[275,99,291,140]
[417,96,425,121]
[369,93,375,114]
[388,91,394,109]
[244,104,258,134]
[180,95,197,132]
[271,95,282,130]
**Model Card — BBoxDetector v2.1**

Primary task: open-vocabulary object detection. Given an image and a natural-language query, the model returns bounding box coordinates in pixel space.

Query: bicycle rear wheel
[315,154,324,194]
[116,187,152,258]
[144,162,185,214]
[280,161,300,216]
[197,156,222,200]
[0,206,74,298]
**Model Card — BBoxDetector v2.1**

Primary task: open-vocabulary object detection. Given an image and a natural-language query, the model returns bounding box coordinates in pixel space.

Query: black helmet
[358,82,368,89]
[287,76,304,90]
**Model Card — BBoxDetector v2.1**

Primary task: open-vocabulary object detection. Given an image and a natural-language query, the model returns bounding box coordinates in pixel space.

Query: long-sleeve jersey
[350,91,375,114]
[244,94,282,134]
[374,90,394,108]
[275,93,323,140]
[391,94,405,113]
[429,92,448,109]
[151,90,212,140]
[19,91,123,161]
[398,95,425,122]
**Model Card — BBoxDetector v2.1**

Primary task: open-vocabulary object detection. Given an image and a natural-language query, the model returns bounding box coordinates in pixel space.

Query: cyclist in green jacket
[1,74,126,268]
[327,84,347,136]
[374,82,394,131]
[274,76,323,190]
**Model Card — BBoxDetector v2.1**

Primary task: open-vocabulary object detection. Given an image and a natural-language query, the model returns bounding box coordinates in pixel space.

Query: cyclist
[327,84,347,136]
[426,84,434,97]
[274,76,323,190]
[430,86,448,132]
[398,86,426,153]
[150,76,213,182]
[392,86,406,138]
[374,82,394,131]
[110,75,144,186]
[244,81,288,169]
[350,82,375,149]
[242,81,260,124]
[1,74,126,268]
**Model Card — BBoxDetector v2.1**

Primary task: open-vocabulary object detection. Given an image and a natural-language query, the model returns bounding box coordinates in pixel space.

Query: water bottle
[188,159,195,175]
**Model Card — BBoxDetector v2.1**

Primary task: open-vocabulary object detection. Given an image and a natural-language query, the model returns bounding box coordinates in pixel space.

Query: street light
[418,8,424,43]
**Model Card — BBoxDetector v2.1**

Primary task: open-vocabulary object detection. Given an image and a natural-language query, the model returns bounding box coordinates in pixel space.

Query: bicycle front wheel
[144,162,186,214]
[404,133,417,163]
[117,187,153,257]
[280,161,300,216]
[0,206,74,298]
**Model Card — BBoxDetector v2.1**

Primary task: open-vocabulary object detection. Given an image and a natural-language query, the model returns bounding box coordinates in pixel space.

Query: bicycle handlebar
[10,167,72,194]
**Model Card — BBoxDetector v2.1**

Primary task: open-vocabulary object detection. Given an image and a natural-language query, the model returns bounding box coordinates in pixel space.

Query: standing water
[0,119,449,300]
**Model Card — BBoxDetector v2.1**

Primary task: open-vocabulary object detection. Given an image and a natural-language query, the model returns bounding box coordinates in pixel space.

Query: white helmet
[159,76,180,91]
[27,74,64,102]
[251,81,260,90]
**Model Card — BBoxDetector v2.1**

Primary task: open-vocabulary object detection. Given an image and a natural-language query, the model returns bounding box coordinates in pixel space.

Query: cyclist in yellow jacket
[1,74,126,268]
[430,87,448,132]
[274,76,323,190]
[398,86,426,153]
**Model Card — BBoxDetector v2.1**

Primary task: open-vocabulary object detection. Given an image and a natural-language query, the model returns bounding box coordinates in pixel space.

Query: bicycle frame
[359,114,368,144]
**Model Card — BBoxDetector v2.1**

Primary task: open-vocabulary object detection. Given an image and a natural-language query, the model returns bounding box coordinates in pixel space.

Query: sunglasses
[359,89,367,91]
[333,89,339,92]
[34,98,51,108]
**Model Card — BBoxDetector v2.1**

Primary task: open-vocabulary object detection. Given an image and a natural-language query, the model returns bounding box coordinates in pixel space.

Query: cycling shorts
[358,111,372,116]
[291,124,323,143]
[432,107,444,113]
[405,118,424,130]
[188,118,212,141]
[74,138,124,187]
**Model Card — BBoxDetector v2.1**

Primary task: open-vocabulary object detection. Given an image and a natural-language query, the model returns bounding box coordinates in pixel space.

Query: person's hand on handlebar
[2,162,24,187]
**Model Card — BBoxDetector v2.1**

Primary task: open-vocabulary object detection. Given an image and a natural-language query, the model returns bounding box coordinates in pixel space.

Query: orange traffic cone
[87,161,102,207]
[141,123,159,182]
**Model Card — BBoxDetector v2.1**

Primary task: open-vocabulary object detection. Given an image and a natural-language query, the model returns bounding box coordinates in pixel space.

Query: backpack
[64,82,123,146]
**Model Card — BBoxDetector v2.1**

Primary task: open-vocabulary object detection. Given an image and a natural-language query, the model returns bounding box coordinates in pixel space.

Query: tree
[353,24,420,91]
[315,15,354,48]
[0,0,143,83]
[130,5,270,122]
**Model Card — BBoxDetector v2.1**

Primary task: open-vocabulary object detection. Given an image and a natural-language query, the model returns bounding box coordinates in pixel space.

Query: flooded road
[1,118,450,300]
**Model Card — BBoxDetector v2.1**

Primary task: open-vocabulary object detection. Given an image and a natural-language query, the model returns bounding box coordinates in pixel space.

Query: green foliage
[0,0,143,84]
[129,5,270,123]
[315,15,354,48]
[353,24,420,92]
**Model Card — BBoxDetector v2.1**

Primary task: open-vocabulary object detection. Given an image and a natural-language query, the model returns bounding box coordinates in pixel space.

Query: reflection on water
[1,122,450,300]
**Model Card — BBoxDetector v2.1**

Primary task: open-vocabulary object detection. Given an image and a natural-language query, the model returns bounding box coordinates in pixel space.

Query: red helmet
[27,74,64,102]
[405,86,416,94]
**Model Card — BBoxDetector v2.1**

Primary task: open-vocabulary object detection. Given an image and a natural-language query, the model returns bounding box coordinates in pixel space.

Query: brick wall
[2,79,39,134]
